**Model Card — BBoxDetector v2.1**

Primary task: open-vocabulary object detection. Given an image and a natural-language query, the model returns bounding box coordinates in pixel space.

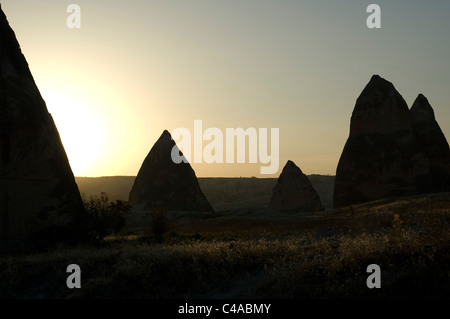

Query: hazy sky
[2,0,450,177]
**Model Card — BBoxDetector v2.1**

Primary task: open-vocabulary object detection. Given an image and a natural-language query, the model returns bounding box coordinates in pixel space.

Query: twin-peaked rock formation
[334,75,450,208]
[0,6,86,253]
[129,130,213,212]
[270,160,324,214]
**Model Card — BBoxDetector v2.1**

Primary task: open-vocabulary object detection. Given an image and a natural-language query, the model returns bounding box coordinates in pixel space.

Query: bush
[147,209,169,243]
[83,192,130,242]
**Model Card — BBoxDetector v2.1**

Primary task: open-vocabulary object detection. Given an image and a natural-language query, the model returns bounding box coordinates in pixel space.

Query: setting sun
[40,88,105,176]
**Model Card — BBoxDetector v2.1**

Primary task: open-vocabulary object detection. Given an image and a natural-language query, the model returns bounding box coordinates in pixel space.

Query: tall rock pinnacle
[0,5,87,253]
[129,130,213,212]
[333,75,433,208]
[411,94,450,191]
[270,160,324,214]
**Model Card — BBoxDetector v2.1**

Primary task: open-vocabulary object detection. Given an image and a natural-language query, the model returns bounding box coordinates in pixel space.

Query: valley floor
[0,192,449,299]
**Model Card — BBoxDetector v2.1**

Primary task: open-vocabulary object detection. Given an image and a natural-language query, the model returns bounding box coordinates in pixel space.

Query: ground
[0,183,449,299]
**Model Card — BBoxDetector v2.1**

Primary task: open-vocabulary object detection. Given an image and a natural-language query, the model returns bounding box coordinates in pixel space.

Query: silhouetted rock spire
[129,130,213,212]
[270,160,324,213]
[0,5,87,253]
[411,94,450,191]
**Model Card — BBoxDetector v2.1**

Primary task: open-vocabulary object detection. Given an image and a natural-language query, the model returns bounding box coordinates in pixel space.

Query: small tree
[108,200,130,235]
[83,192,110,242]
[83,192,130,242]
[149,209,169,243]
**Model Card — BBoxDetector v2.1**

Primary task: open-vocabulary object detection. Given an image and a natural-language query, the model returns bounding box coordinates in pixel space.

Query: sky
[1,0,450,177]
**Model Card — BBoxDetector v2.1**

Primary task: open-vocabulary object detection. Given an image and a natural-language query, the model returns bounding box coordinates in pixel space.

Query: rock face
[270,160,324,213]
[0,6,87,253]
[333,75,434,208]
[129,130,213,212]
[411,94,450,191]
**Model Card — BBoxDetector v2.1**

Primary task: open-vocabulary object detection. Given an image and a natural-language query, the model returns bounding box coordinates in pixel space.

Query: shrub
[82,192,130,242]
[147,209,169,243]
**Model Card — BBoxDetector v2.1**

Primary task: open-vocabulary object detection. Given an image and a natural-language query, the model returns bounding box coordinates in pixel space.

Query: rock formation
[411,94,450,191]
[128,130,213,212]
[0,5,87,253]
[333,75,434,208]
[270,160,324,213]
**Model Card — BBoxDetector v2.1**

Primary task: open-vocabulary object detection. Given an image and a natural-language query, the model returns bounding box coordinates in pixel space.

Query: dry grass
[1,194,449,299]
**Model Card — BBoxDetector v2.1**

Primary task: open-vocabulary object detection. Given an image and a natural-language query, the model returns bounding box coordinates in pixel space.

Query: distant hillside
[76,176,136,202]
[75,175,335,211]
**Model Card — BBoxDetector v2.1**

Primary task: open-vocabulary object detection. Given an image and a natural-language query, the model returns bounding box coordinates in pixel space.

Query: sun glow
[41,88,105,177]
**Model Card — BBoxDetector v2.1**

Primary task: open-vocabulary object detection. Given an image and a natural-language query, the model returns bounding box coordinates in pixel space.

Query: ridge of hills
[75,175,335,212]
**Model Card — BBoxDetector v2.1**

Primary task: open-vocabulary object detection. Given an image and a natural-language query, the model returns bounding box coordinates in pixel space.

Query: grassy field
[0,192,449,299]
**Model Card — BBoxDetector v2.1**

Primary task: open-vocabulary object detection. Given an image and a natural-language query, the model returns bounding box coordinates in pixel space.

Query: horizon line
[74,174,336,178]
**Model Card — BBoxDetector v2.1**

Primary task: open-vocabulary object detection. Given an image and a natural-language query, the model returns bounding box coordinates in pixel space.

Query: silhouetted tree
[149,209,169,243]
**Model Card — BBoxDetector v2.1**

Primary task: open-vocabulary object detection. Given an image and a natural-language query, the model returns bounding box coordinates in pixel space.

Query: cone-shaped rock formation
[129,130,213,212]
[333,75,433,208]
[270,160,324,213]
[0,5,87,253]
